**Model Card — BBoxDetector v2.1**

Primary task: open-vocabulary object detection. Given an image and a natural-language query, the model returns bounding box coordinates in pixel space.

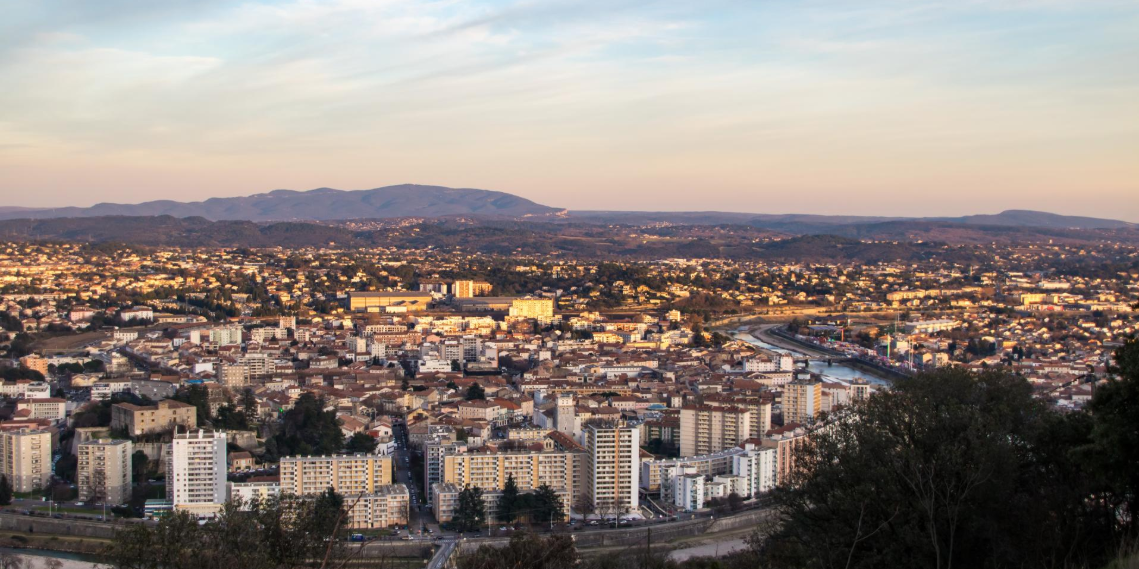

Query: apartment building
[167,430,227,517]
[439,449,580,507]
[732,444,778,497]
[763,424,810,485]
[783,380,822,425]
[702,393,772,439]
[279,454,405,529]
[640,447,744,493]
[279,454,394,496]
[111,400,197,436]
[77,439,133,505]
[15,398,67,422]
[508,298,554,320]
[208,326,243,346]
[679,405,752,457]
[432,481,569,524]
[425,442,467,502]
[228,477,281,506]
[584,422,640,514]
[0,429,51,493]
[347,485,410,529]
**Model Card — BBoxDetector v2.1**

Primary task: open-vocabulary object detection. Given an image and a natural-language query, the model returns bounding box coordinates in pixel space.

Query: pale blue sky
[1,0,1137,219]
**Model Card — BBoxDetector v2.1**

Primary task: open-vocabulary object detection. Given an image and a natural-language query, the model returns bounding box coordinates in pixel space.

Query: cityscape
[2,1,1138,569]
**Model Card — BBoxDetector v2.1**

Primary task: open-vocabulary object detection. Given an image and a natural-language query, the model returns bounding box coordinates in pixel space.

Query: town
[0,238,1133,556]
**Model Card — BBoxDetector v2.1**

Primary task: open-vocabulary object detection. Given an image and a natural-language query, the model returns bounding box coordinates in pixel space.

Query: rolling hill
[0,185,562,221]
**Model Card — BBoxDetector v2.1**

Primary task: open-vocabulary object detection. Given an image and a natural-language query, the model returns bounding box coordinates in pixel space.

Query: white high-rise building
[584,422,639,515]
[732,444,778,497]
[167,430,227,517]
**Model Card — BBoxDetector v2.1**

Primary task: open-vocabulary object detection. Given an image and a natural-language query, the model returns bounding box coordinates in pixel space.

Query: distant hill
[0,216,1002,262]
[949,210,1135,229]
[571,209,1135,232]
[0,185,562,221]
[3,184,1133,237]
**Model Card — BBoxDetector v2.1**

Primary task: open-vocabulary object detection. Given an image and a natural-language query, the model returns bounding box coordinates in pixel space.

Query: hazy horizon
[2,0,1137,219]
[3,183,1139,223]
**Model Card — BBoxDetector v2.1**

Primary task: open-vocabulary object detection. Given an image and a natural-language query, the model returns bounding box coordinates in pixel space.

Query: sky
[1,0,1137,219]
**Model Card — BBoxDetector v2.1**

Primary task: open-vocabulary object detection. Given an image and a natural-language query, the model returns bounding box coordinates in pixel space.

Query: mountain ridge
[2,185,1133,230]
[1,184,562,222]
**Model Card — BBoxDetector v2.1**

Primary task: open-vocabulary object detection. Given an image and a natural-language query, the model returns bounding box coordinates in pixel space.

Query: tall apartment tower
[555,393,576,435]
[679,405,752,457]
[0,429,51,493]
[425,441,467,502]
[584,422,640,514]
[452,280,475,298]
[784,379,823,425]
[77,439,133,505]
[167,430,227,517]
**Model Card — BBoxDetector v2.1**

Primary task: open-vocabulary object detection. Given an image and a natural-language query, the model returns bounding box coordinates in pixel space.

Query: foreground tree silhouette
[761,367,1114,569]
[1085,337,1139,537]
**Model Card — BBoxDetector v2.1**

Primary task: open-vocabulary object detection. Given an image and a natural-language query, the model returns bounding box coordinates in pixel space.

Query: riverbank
[747,324,836,358]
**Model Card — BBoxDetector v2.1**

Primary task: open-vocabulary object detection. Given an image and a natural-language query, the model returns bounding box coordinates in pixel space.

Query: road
[426,539,459,569]
[392,419,437,537]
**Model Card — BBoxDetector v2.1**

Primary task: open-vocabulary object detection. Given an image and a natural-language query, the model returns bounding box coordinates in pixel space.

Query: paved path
[666,538,747,562]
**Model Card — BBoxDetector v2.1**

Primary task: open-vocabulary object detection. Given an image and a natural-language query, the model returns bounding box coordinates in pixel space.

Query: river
[733,327,889,386]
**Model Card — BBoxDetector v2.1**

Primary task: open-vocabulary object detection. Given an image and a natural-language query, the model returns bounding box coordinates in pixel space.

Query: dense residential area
[0,240,1136,568]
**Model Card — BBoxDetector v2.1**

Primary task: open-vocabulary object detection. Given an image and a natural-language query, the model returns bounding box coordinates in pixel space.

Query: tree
[103,491,352,569]
[465,383,486,401]
[41,558,64,569]
[345,432,378,454]
[0,551,23,569]
[170,384,211,425]
[131,450,149,484]
[760,367,1114,569]
[456,533,577,569]
[1084,337,1139,536]
[532,484,563,525]
[214,403,249,430]
[0,474,12,506]
[454,486,486,533]
[240,388,259,426]
[498,474,519,523]
[573,494,594,517]
[268,392,344,458]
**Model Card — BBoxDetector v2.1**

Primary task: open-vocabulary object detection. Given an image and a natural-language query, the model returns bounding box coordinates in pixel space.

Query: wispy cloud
[0,0,1136,219]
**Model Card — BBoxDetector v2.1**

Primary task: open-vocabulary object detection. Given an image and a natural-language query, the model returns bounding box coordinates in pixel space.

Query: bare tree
[0,550,23,569]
